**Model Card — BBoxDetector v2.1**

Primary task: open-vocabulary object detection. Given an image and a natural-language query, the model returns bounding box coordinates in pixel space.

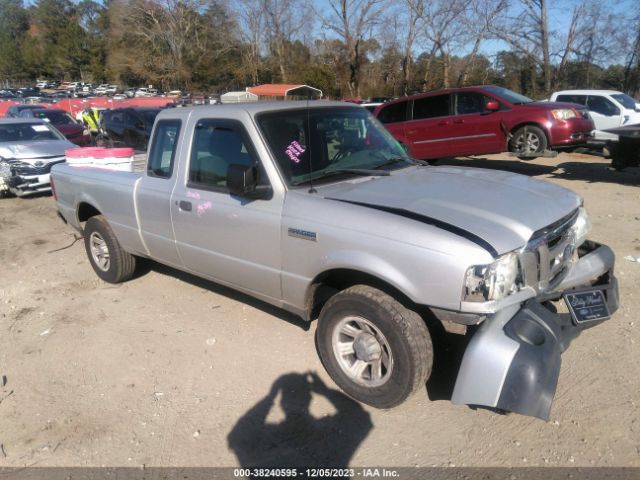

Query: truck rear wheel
[83,215,136,283]
[316,285,433,408]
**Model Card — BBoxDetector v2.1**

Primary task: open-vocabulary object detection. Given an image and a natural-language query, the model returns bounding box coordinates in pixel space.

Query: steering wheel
[31,134,51,141]
[331,145,359,163]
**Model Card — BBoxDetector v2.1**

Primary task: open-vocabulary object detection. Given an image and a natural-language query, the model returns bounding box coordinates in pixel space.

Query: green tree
[0,0,29,83]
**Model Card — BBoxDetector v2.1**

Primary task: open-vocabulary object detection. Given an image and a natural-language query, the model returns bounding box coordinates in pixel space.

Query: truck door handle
[453,119,464,124]
[178,200,192,211]
[437,121,450,126]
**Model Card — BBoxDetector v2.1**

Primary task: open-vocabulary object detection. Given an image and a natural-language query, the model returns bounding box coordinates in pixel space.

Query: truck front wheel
[316,285,433,408]
[83,215,136,283]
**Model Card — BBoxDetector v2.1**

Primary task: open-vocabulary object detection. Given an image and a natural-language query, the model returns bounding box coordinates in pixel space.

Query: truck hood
[0,140,72,163]
[318,166,581,255]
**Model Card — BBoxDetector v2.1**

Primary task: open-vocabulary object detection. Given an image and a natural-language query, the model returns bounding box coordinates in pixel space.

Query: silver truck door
[136,119,183,268]
[170,118,283,300]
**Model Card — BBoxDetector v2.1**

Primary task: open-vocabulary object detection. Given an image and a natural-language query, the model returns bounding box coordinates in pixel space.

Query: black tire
[83,215,136,283]
[316,285,433,409]
[509,125,548,159]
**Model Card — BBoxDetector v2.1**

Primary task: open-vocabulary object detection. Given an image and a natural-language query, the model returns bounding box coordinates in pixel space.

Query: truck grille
[9,158,66,175]
[520,209,579,292]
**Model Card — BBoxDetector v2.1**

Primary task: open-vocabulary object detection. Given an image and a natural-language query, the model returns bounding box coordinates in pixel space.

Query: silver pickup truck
[51,101,619,419]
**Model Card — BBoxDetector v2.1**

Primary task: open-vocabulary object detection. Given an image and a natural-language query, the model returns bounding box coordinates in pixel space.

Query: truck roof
[155,100,359,121]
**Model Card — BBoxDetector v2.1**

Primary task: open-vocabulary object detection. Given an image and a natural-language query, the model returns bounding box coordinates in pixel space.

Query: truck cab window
[147,120,181,178]
[188,120,261,191]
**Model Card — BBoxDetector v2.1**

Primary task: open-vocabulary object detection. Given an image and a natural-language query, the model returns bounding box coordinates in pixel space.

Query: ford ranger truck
[51,102,619,419]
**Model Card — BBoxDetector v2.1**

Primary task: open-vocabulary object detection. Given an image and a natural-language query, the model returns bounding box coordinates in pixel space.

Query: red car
[18,108,91,146]
[374,86,594,160]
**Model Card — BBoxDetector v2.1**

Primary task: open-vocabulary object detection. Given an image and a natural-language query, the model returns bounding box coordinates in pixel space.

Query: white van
[549,90,640,141]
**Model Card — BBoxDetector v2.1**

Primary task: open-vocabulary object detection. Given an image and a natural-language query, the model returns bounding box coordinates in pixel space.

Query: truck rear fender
[75,193,105,229]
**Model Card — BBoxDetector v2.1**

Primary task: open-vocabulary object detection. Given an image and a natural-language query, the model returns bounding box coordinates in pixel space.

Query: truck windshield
[257,107,413,186]
[611,93,638,110]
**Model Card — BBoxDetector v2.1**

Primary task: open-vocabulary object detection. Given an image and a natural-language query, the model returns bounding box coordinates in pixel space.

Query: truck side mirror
[227,164,271,199]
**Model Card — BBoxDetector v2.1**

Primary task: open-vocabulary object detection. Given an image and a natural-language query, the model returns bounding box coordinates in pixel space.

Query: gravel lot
[0,152,638,471]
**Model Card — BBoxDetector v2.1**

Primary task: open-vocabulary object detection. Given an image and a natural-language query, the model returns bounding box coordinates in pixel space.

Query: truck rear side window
[147,120,181,178]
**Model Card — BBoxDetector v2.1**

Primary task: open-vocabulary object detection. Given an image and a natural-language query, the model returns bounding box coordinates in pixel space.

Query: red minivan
[374,86,594,160]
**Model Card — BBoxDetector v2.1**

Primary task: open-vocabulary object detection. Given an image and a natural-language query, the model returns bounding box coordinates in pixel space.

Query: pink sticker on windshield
[285,141,306,163]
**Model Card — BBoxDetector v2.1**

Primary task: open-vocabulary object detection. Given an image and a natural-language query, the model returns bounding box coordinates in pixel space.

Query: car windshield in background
[0,123,64,143]
[483,86,534,105]
[142,110,160,125]
[257,107,413,187]
[38,111,75,125]
[611,93,638,110]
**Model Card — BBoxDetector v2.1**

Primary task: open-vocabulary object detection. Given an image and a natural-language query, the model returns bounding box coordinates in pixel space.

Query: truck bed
[52,161,147,256]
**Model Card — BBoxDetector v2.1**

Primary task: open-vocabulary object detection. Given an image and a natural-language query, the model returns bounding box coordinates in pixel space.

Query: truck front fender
[302,250,428,320]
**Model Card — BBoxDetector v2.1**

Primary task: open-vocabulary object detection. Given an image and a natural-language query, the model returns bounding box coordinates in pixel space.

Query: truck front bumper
[451,242,618,420]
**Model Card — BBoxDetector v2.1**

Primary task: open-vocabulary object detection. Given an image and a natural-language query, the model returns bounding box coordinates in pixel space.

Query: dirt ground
[0,152,639,472]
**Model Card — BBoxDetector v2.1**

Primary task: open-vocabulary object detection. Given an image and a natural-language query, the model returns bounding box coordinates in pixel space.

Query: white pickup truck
[51,101,619,419]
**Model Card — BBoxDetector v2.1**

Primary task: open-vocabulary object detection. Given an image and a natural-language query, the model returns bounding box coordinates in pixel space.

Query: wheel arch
[305,268,427,323]
[509,121,550,143]
[77,201,102,224]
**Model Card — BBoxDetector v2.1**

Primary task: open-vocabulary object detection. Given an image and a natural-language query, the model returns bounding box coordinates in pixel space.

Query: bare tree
[321,0,384,97]
[261,0,312,83]
[235,0,264,86]
[413,0,471,90]
[456,0,507,86]
[394,0,424,95]
[488,0,557,94]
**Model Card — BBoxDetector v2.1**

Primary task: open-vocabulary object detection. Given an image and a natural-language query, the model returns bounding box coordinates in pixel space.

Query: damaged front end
[0,157,65,197]
[451,210,619,419]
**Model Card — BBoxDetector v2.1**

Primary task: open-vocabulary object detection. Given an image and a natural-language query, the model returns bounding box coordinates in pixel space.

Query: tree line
[1,0,639,99]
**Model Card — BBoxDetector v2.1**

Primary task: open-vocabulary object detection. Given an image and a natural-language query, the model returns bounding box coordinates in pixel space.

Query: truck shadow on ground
[138,261,311,331]
[435,157,640,186]
[227,371,372,472]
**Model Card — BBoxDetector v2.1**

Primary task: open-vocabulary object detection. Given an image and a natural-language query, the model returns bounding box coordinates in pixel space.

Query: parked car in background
[6,104,46,118]
[134,88,157,98]
[124,88,136,98]
[18,108,91,146]
[549,90,640,141]
[0,118,74,197]
[99,107,161,151]
[374,86,594,160]
[94,84,110,95]
[16,87,40,98]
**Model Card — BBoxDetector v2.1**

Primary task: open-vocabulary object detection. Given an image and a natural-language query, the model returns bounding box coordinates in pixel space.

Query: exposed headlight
[463,252,520,302]
[551,109,577,120]
[571,206,591,247]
